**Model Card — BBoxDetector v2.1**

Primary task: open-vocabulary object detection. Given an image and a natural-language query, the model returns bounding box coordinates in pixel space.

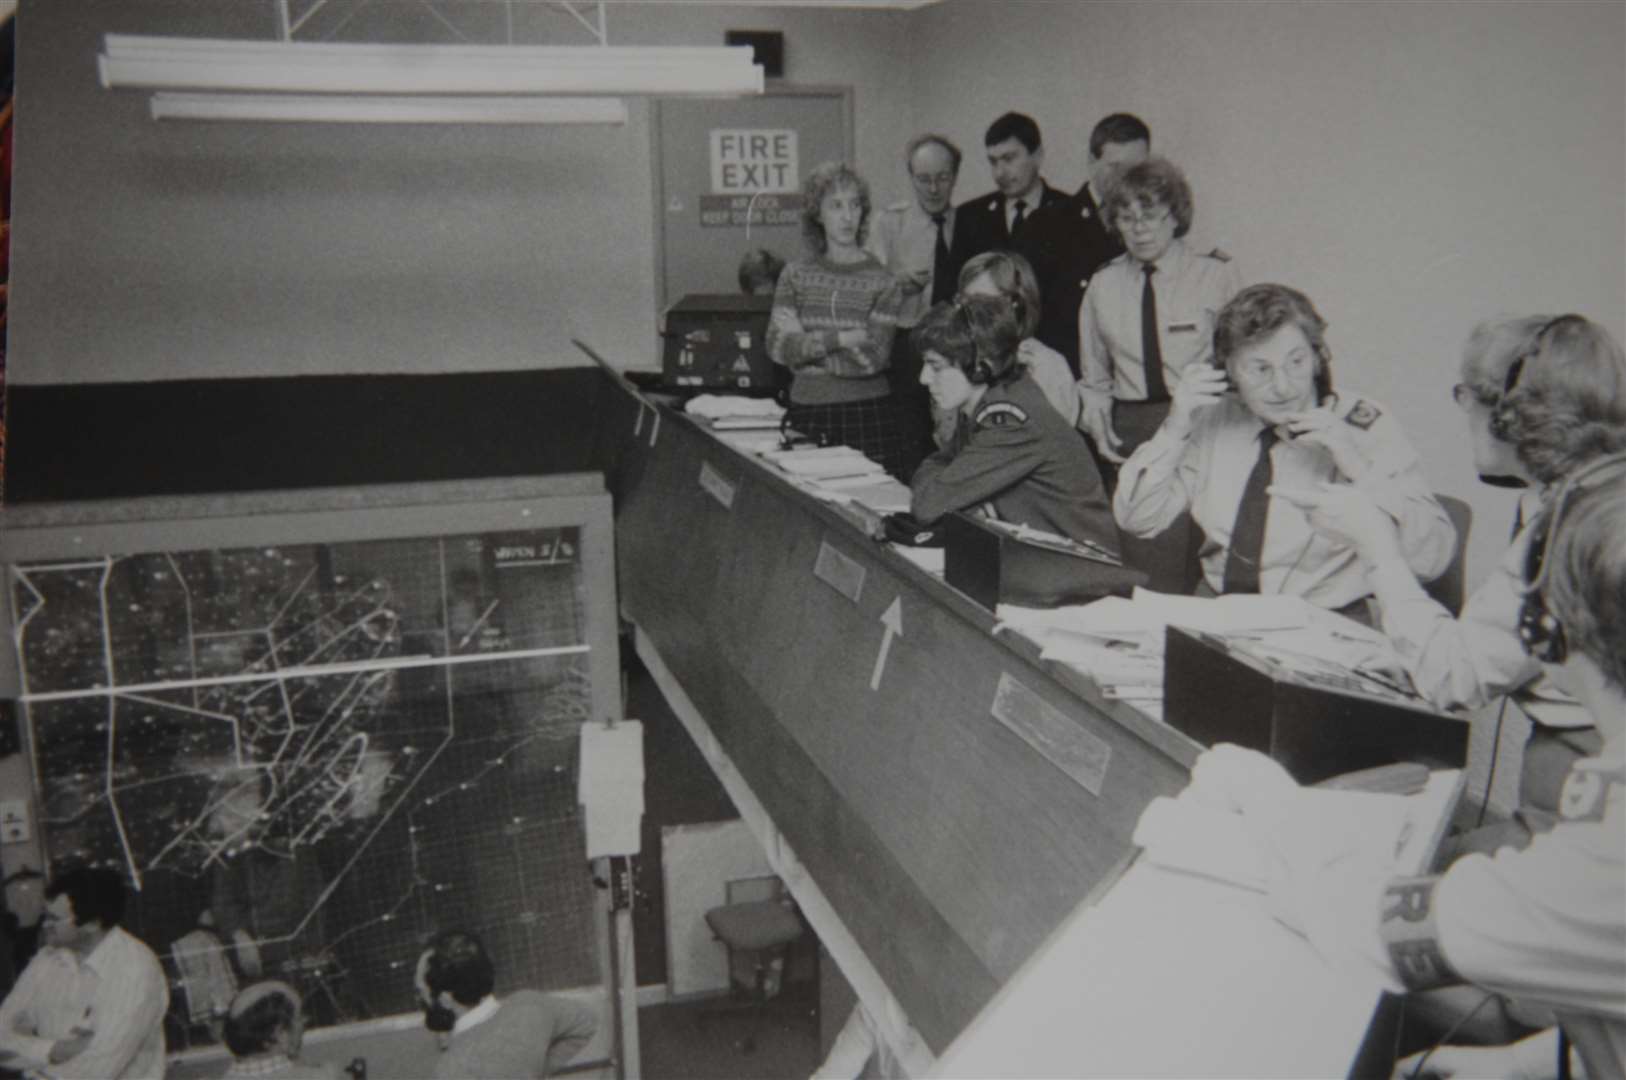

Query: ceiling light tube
[101,36,764,97]
[149,92,630,125]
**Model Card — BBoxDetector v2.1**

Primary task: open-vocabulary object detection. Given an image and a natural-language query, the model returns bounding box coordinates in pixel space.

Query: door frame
[648,84,855,315]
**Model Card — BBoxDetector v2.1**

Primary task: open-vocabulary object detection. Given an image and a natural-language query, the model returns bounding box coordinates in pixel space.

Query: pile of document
[995,589,1414,720]
[759,445,913,515]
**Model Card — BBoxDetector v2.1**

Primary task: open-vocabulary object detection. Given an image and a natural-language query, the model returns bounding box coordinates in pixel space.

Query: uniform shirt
[1114,392,1455,609]
[0,926,169,1080]
[1370,505,1589,728]
[1077,239,1242,405]
[767,254,901,406]
[1014,182,1122,373]
[911,370,1117,553]
[1435,735,1624,1075]
[866,199,954,328]
[930,339,1083,449]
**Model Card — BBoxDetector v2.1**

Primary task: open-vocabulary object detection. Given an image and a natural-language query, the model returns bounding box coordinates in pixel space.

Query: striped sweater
[766,253,902,405]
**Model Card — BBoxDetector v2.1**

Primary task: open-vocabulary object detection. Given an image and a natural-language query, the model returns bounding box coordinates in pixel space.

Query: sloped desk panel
[609,394,1196,1052]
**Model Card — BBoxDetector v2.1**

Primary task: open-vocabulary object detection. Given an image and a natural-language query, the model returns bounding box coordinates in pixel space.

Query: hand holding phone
[1166,365,1229,439]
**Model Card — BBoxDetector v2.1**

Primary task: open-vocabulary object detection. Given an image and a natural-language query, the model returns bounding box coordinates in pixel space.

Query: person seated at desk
[955,249,1082,439]
[219,981,342,1080]
[1114,283,1455,618]
[909,295,1117,553]
[415,929,596,1080]
[766,161,911,479]
[1270,451,1626,1080]
[1277,315,1626,856]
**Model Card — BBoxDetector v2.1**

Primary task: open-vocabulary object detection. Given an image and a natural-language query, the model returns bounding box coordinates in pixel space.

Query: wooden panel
[609,392,1198,1053]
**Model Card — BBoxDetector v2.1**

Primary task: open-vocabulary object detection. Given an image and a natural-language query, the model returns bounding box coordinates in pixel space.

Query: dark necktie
[1141,264,1169,402]
[1222,428,1280,594]
[1010,198,1027,238]
[931,211,954,305]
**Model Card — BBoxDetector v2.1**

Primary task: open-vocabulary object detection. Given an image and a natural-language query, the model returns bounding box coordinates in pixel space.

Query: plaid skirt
[784,395,915,481]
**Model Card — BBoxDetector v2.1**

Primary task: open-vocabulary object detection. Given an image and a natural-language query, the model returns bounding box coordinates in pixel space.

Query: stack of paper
[685,393,786,429]
[762,445,886,479]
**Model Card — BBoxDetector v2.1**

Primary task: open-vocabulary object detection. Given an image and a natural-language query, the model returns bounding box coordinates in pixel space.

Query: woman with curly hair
[766,161,912,478]
[1278,314,1626,847]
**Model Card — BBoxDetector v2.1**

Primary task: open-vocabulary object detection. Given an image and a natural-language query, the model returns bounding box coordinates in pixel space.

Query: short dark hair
[905,133,962,176]
[1214,284,1334,403]
[223,982,301,1058]
[737,248,785,295]
[1102,157,1195,240]
[44,866,126,929]
[984,111,1041,154]
[912,296,1023,386]
[1089,113,1150,159]
[423,930,495,1007]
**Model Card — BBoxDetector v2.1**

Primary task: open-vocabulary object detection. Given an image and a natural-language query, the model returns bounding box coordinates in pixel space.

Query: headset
[1516,449,1626,664]
[952,294,1021,386]
[1488,313,1583,442]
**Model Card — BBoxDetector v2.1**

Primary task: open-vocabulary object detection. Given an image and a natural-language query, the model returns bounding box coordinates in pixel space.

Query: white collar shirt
[866,199,953,328]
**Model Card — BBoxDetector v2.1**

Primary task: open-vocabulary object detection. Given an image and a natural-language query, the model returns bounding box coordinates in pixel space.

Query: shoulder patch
[1344,398,1382,430]
[1206,247,1233,262]
[976,401,1029,428]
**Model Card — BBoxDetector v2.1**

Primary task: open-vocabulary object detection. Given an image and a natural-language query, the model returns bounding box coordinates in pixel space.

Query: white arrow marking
[870,597,903,691]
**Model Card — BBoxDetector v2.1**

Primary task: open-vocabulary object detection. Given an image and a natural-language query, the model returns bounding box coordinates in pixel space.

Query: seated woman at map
[1275,315,1626,855]
[1263,451,1626,1080]
[909,295,1117,553]
[1113,283,1455,619]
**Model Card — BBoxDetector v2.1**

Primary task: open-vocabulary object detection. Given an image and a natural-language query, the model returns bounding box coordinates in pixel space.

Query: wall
[8,0,913,384]
[908,0,1626,586]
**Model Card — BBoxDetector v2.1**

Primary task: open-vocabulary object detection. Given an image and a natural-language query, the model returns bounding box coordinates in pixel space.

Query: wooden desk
[594,371,1197,1054]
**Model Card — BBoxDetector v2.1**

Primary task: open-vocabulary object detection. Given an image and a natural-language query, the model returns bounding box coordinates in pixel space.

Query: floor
[638,990,821,1080]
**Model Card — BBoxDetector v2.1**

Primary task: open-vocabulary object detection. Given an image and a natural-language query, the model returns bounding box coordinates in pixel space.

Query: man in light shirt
[0,866,168,1080]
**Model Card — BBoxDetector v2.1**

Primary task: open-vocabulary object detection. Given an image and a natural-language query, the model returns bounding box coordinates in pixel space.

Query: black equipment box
[1163,625,1469,785]
[943,513,1146,610]
[661,294,780,394]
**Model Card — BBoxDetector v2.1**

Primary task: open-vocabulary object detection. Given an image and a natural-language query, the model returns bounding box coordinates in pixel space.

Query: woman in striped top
[767,161,913,479]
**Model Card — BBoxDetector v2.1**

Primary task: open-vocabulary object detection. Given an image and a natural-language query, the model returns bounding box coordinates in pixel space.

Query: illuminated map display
[12,527,600,1046]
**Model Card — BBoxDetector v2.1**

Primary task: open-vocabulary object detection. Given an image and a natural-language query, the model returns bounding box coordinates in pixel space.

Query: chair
[698,876,806,1054]
[1423,495,1473,617]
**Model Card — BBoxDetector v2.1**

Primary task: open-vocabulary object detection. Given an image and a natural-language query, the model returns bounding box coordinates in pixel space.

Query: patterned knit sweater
[766,253,902,405]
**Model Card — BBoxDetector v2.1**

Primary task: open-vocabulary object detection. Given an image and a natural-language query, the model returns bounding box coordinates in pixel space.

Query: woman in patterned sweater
[767,161,913,478]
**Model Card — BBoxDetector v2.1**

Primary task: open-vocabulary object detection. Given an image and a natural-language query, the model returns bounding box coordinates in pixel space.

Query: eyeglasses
[911,171,956,190]
[1234,352,1315,387]
[1113,208,1171,231]
[1451,383,1494,411]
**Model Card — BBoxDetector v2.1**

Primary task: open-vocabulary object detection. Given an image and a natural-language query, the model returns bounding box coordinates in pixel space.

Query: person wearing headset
[1276,315,1626,856]
[1265,451,1626,1080]
[1114,283,1455,617]
[908,294,1117,554]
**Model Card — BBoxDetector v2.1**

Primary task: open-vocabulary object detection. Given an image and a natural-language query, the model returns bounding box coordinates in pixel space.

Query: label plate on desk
[698,462,736,509]
[814,539,865,604]
[990,672,1111,796]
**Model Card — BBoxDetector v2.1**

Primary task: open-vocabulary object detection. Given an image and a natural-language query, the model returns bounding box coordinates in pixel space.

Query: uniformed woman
[1114,283,1456,619]
[909,295,1117,553]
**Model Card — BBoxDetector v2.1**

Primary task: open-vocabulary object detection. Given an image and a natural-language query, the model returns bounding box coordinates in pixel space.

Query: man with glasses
[869,133,965,474]
[1114,283,1454,617]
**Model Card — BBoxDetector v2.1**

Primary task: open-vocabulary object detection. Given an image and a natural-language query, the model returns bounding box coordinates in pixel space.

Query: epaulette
[1206,247,1233,262]
[1343,398,1382,430]
[975,400,1029,428]
[884,199,912,212]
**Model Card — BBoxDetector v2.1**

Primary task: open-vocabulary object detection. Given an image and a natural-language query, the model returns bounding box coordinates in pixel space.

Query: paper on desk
[685,394,785,420]
[1039,632,1163,685]
[890,544,946,576]
[714,429,784,454]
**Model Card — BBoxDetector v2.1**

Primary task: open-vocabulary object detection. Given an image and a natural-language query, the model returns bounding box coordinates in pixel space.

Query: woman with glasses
[909,295,1117,554]
[1115,283,1455,619]
[1076,156,1241,465]
[1276,315,1626,849]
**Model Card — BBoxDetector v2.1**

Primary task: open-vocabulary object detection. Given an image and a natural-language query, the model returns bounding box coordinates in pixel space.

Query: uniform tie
[1141,263,1169,402]
[1010,198,1027,237]
[1222,428,1280,594]
[931,211,954,305]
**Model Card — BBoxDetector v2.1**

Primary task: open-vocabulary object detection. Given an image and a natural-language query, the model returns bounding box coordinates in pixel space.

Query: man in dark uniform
[1015,113,1150,376]
[946,112,1066,292]
[909,295,1116,553]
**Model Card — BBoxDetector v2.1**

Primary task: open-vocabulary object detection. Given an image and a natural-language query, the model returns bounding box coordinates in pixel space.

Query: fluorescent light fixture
[101,35,765,97]
[149,92,629,125]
